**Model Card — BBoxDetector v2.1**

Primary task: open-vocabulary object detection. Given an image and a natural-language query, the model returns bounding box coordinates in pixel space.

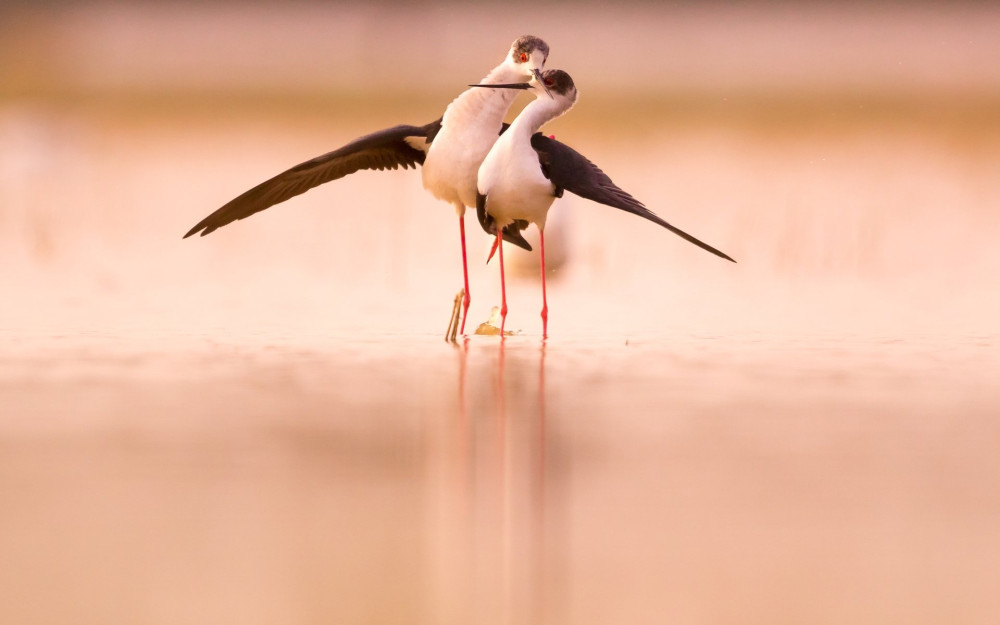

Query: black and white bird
[183,36,551,335]
[473,69,735,337]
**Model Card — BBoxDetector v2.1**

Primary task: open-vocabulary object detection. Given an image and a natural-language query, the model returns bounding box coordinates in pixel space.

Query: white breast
[420,70,524,213]
[478,133,556,229]
[422,115,502,212]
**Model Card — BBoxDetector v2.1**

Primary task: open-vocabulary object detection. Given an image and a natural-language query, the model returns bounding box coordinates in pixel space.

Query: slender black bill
[468,83,533,89]
[533,68,553,99]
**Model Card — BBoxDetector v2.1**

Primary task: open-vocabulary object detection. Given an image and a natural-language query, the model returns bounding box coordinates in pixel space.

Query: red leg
[458,215,471,335]
[497,230,507,336]
[540,229,548,338]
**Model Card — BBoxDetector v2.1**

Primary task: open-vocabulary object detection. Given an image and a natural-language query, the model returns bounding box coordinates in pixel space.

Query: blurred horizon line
[4,89,999,139]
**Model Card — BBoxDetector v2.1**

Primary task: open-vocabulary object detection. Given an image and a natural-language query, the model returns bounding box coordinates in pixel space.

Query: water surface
[2,330,998,624]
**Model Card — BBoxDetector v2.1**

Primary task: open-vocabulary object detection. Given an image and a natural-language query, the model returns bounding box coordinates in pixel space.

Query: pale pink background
[2,3,999,624]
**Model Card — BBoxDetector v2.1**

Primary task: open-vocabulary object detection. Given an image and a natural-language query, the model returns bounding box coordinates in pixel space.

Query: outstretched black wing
[530,134,735,262]
[184,119,442,238]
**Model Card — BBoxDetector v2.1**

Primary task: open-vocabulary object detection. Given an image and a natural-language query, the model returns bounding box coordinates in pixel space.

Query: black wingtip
[182,225,206,239]
[713,249,737,263]
[653,216,737,263]
[687,237,736,263]
[626,206,735,263]
[182,222,219,238]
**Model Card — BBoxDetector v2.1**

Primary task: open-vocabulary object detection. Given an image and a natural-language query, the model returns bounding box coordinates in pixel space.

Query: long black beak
[469,70,553,98]
[468,82,533,90]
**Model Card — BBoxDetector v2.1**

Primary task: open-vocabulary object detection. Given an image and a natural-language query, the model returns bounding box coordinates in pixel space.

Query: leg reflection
[532,340,547,625]
[434,338,551,625]
[494,339,549,625]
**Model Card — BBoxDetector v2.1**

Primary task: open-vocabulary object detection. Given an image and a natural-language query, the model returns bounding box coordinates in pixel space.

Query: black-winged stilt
[184,36,551,337]
[472,69,735,337]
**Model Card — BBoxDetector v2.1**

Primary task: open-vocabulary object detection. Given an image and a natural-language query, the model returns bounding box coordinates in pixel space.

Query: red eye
[519,52,528,63]
[544,78,555,87]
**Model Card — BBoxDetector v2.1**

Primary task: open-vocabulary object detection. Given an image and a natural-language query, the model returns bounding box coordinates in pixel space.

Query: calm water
[2,330,998,624]
[4,4,1000,621]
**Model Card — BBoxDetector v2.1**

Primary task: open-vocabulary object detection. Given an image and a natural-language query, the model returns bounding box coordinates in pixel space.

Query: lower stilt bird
[472,69,735,337]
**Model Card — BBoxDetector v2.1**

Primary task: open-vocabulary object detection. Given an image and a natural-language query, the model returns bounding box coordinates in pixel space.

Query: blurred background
[2,0,998,335]
[2,2,999,624]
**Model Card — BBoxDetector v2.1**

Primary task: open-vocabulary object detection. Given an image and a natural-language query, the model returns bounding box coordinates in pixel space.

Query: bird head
[506,35,550,83]
[532,69,578,105]
[469,68,576,106]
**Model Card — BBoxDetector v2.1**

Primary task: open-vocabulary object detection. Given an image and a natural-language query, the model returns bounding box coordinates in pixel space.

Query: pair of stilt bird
[184,35,736,338]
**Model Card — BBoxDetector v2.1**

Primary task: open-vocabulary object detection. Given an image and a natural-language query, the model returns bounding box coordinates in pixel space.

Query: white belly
[478,137,556,229]
[421,86,518,213]
[422,124,497,212]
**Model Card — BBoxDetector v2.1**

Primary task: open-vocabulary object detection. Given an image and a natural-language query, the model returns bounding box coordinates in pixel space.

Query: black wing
[530,134,735,262]
[476,191,532,252]
[184,119,442,238]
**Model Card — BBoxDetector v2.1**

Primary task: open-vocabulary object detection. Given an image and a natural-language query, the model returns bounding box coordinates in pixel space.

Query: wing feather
[530,134,735,262]
[184,119,441,238]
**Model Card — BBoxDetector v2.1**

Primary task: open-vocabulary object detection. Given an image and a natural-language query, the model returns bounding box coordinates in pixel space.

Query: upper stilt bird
[473,69,735,337]
[183,36,551,335]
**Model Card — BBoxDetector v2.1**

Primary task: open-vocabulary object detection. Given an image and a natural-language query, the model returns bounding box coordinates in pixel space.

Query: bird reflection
[438,337,550,625]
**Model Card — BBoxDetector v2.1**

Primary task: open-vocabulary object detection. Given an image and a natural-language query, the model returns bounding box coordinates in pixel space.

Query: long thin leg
[497,230,508,336]
[458,215,472,335]
[539,229,548,338]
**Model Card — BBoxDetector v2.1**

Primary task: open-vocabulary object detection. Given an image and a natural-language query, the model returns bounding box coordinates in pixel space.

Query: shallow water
[4,4,1000,621]
[2,330,998,624]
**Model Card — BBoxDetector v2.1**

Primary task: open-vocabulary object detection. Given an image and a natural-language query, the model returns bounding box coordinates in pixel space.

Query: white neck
[507,95,569,138]
[441,62,528,129]
[482,61,531,85]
